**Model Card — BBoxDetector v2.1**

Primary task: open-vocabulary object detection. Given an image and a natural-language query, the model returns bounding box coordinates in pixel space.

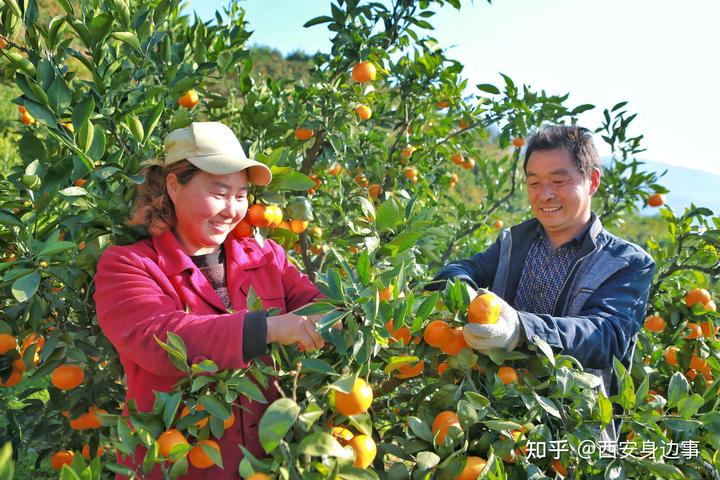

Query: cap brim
[186,154,272,186]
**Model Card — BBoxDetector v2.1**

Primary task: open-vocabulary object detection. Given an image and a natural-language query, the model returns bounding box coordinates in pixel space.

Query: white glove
[462,288,523,354]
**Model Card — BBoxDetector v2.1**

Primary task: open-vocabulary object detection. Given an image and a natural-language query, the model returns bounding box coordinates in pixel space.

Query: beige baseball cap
[163,122,272,186]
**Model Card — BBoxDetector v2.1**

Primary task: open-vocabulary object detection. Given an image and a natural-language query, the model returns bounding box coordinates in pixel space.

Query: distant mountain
[603,158,720,216]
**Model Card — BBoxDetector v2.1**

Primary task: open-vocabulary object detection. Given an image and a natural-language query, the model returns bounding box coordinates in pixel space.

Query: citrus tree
[0,0,718,479]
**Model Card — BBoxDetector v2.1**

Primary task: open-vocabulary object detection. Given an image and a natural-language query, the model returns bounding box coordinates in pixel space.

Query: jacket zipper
[503,232,512,297]
[552,243,599,315]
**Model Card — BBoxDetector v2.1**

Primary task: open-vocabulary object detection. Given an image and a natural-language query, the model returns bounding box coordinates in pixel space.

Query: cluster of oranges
[155,403,238,469]
[17,105,35,125]
[234,204,311,239]
[0,332,46,388]
[451,152,475,170]
[404,166,419,184]
[331,378,377,468]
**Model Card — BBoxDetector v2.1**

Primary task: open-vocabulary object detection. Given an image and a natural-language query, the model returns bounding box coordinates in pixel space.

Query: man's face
[525,148,600,240]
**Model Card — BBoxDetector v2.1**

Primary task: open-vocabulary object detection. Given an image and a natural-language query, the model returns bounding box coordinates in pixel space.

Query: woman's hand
[266,309,325,352]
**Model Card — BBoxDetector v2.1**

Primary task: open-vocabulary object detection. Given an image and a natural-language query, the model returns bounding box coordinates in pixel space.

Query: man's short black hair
[524,125,601,178]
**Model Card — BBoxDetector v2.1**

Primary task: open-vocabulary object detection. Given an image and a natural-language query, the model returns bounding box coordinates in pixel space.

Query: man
[429,125,655,440]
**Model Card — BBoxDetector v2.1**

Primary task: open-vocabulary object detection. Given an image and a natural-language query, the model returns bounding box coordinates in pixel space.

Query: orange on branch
[234,219,253,238]
[705,300,717,312]
[368,184,381,199]
[81,444,104,460]
[334,378,373,416]
[441,328,468,355]
[0,334,17,355]
[684,322,703,340]
[396,360,424,379]
[647,193,665,207]
[180,404,208,429]
[664,346,679,366]
[178,89,199,108]
[458,456,488,480]
[423,320,453,348]
[468,293,501,324]
[188,439,220,469]
[497,366,519,385]
[451,153,464,165]
[50,451,74,470]
[685,288,711,308]
[327,162,343,175]
[379,285,394,302]
[51,364,84,390]
[351,61,377,83]
[644,315,666,333]
[354,104,372,120]
[348,434,376,468]
[512,137,525,148]
[246,204,271,227]
[290,220,308,233]
[294,127,315,141]
[158,428,189,460]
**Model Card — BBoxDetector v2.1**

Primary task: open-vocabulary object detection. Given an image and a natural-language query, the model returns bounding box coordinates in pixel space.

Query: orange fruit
[441,328,468,355]
[0,333,17,355]
[294,127,315,141]
[354,174,369,187]
[404,167,418,180]
[684,322,703,340]
[62,122,74,133]
[51,364,84,390]
[0,359,24,388]
[705,300,717,312]
[81,444,104,460]
[180,404,208,429]
[331,426,355,445]
[69,406,107,430]
[247,474,271,480]
[354,105,372,120]
[551,458,568,476]
[497,366,519,385]
[0,37,6,49]
[437,361,449,376]
[234,218,253,237]
[223,411,235,430]
[74,178,86,187]
[289,219,309,234]
[451,153,464,165]
[644,315,666,333]
[647,193,665,207]
[20,333,45,365]
[432,411,459,434]
[701,321,719,338]
[368,184,381,199]
[265,205,283,226]
[468,293,501,324]
[396,360,424,379]
[246,204,271,227]
[188,439,220,469]
[459,119,469,129]
[437,100,450,109]
[501,430,528,463]
[50,450,74,470]
[462,157,476,170]
[327,162,343,175]
[351,61,376,83]
[424,320,453,348]
[334,378,373,416]
[379,285,394,302]
[493,219,504,230]
[158,428,189,460]
[690,353,709,373]
[178,89,199,108]
[664,346,679,366]
[685,288,711,308]
[20,111,35,125]
[401,146,415,158]
[387,321,411,345]
[512,137,525,148]
[348,434,376,468]
[458,456,487,480]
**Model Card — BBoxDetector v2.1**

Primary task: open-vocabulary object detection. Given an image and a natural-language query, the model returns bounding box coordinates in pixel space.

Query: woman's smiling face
[167,169,249,255]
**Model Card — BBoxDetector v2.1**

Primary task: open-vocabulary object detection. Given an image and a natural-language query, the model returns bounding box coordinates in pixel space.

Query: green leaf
[234,377,267,404]
[280,172,315,191]
[376,198,401,231]
[294,302,337,316]
[111,31,141,53]
[415,293,439,322]
[678,394,704,419]
[198,395,230,421]
[667,372,689,408]
[258,398,300,453]
[481,420,523,431]
[72,97,95,133]
[532,336,556,366]
[47,75,72,112]
[476,83,500,95]
[347,412,373,436]
[11,271,40,303]
[0,211,23,228]
[532,392,561,419]
[303,15,333,27]
[126,115,144,143]
[162,393,182,429]
[406,416,432,442]
[357,251,370,286]
[297,432,353,459]
[39,240,76,257]
[415,451,440,471]
[246,286,264,311]
[285,196,314,221]
[597,392,613,425]
[87,127,106,160]
[0,442,14,480]
[77,120,95,152]
[143,102,164,142]
[300,358,336,375]
[640,461,683,479]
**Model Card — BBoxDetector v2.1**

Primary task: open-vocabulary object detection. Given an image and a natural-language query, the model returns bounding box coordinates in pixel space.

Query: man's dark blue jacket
[429,214,655,437]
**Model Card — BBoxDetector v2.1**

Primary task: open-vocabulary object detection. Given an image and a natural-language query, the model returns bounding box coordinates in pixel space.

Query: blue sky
[188,0,720,175]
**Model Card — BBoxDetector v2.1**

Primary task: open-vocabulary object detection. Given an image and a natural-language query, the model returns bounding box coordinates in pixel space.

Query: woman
[94,122,325,478]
